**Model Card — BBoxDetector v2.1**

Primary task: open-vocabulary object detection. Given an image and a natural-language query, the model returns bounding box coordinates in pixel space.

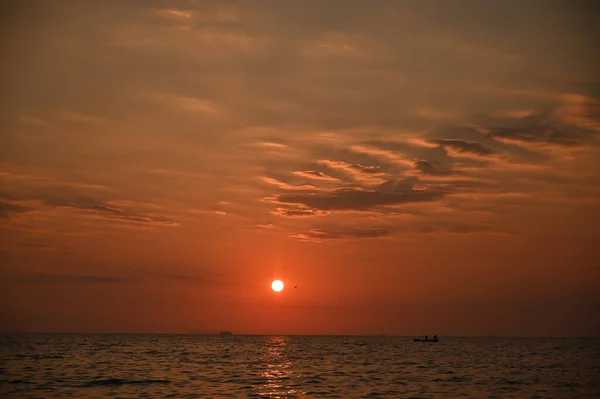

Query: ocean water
[1,334,599,398]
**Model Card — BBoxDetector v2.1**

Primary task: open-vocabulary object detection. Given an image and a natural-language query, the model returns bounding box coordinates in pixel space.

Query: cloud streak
[429,139,496,156]
[276,179,444,212]
[291,227,390,242]
[0,201,30,219]
[0,172,178,227]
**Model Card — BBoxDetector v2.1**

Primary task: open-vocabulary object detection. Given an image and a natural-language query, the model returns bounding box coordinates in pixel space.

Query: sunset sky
[1,0,599,337]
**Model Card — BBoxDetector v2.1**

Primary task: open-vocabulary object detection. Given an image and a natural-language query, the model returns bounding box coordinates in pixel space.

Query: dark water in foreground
[1,334,599,398]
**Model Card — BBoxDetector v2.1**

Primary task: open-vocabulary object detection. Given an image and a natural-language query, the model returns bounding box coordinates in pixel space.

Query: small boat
[413,336,439,342]
[219,331,233,336]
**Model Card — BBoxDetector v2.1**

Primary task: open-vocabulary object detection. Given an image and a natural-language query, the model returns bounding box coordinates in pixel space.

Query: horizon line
[1,331,598,339]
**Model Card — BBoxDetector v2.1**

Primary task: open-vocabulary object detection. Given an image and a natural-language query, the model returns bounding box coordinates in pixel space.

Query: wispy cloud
[291,227,390,242]
[0,201,30,219]
[0,274,138,285]
[0,171,177,227]
[276,179,443,212]
[429,139,496,157]
[271,207,328,218]
[261,176,317,191]
[158,9,193,20]
[292,170,340,182]
[0,270,228,286]
[316,160,388,185]
[17,114,51,127]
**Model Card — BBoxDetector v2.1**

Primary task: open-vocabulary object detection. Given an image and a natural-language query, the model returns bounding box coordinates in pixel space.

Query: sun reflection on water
[258,336,304,398]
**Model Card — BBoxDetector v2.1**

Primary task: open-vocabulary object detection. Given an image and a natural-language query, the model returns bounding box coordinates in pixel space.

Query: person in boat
[433,334,437,340]
[425,335,428,341]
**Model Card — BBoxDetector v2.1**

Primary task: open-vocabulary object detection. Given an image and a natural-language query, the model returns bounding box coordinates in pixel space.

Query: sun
[271,280,284,292]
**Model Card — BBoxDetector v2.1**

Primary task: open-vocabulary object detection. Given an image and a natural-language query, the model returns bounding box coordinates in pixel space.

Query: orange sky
[1,0,599,337]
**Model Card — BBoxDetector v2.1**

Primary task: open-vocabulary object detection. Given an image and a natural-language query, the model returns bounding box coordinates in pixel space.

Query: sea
[1,334,599,398]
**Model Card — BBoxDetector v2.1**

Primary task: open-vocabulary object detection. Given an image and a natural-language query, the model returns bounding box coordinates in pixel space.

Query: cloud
[276,178,444,211]
[17,114,52,127]
[414,160,452,176]
[349,144,415,168]
[261,176,317,191]
[418,222,504,235]
[292,170,340,181]
[291,227,390,242]
[426,125,544,163]
[429,139,496,156]
[40,201,179,227]
[555,94,600,133]
[485,104,600,151]
[358,140,456,173]
[0,270,230,286]
[0,201,30,219]
[158,9,193,20]
[156,7,240,23]
[0,173,178,227]
[491,109,538,119]
[154,273,223,284]
[271,207,328,217]
[156,94,221,115]
[256,223,275,229]
[490,126,580,148]
[0,274,138,285]
[316,160,388,185]
[256,141,288,149]
[307,36,367,58]
[56,111,110,125]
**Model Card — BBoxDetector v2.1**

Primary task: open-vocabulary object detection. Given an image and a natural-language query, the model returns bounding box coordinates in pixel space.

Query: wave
[8,379,33,384]
[81,378,171,387]
[16,354,64,360]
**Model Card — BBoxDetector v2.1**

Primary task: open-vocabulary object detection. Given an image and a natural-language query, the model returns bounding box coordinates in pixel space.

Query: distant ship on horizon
[219,331,233,336]
[413,334,439,342]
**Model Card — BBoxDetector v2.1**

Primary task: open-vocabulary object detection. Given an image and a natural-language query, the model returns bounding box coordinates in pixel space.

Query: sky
[1,0,599,337]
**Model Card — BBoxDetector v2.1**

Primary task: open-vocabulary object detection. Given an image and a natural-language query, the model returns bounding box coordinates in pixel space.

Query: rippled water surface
[1,334,599,398]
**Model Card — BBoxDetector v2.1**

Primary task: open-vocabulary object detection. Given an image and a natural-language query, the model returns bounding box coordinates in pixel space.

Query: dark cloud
[0,201,30,219]
[303,170,329,178]
[0,274,138,284]
[489,127,580,147]
[154,273,230,285]
[273,207,324,217]
[294,227,390,241]
[487,106,600,148]
[433,179,499,191]
[366,140,451,167]
[429,139,496,156]
[36,200,179,226]
[0,271,225,285]
[355,164,382,174]
[419,222,502,234]
[294,170,339,181]
[77,204,179,226]
[414,160,452,176]
[313,146,396,174]
[277,178,443,211]
[377,177,418,193]
[428,126,545,162]
[158,273,205,282]
[452,157,494,168]
[0,180,178,226]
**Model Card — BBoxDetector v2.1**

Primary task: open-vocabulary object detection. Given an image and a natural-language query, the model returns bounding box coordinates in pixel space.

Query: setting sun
[271,280,284,292]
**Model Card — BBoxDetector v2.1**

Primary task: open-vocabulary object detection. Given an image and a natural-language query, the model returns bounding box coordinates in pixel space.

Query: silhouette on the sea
[413,334,439,342]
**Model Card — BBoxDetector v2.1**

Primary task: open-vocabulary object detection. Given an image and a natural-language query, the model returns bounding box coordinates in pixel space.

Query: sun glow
[271,280,284,292]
